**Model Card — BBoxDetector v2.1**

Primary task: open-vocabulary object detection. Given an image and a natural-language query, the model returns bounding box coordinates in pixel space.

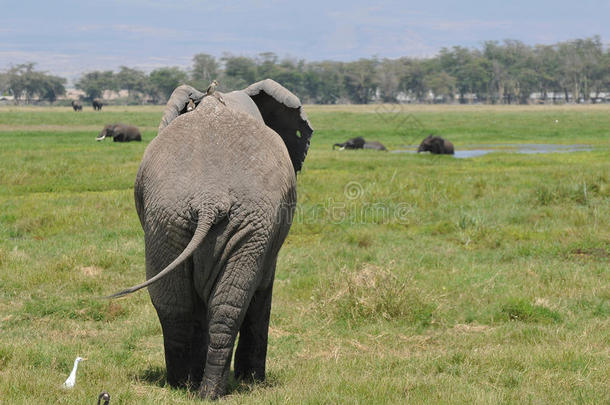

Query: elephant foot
[198,377,226,401]
[234,364,265,382]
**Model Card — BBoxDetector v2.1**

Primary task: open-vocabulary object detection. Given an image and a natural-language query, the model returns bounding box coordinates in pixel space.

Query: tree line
[1,37,608,105]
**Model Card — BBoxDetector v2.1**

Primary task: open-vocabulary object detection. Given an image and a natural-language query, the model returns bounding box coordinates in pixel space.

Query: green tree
[343,58,378,104]
[424,71,456,103]
[149,67,188,103]
[533,45,561,102]
[398,58,428,102]
[304,61,345,104]
[115,66,147,101]
[376,59,402,102]
[190,53,219,89]
[75,71,116,100]
[221,54,257,90]
[36,74,66,102]
[256,52,279,80]
[3,63,66,103]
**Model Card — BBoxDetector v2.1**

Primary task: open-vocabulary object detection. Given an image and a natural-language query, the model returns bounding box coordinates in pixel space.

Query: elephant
[417,135,454,155]
[109,79,313,399]
[333,136,365,150]
[92,98,103,110]
[333,136,387,151]
[96,123,142,142]
[71,100,82,111]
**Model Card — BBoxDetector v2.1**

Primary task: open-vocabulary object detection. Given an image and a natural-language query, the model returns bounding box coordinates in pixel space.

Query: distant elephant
[333,136,387,151]
[96,123,141,142]
[71,100,82,111]
[92,98,103,111]
[417,135,454,155]
[333,136,365,150]
[109,79,313,399]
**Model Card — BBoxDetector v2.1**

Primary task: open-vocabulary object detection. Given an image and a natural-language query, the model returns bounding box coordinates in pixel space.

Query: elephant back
[146,96,295,199]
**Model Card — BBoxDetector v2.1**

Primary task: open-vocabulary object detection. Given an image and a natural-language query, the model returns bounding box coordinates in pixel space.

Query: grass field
[0,104,608,404]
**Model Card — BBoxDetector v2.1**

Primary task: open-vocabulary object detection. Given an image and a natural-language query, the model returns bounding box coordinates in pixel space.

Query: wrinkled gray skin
[96,124,142,142]
[110,79,313,400]
[333,136,387,151]
[92,98,103,111]
[417,135,454,155]
[71,100,82,112]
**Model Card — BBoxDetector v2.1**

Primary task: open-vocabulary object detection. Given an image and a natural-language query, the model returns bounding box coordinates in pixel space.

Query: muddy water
[390,144,593,158]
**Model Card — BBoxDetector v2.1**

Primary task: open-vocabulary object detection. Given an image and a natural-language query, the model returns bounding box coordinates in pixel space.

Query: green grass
[0,105,608,404]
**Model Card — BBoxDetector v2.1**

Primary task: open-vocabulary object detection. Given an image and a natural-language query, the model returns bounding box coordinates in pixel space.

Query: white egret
[62,356,86,388]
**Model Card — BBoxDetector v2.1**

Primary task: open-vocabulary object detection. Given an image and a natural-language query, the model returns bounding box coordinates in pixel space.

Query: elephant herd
[71,98,103,111]
[334,134,455,155]
[72,99,141,143]
[96,79,455,400]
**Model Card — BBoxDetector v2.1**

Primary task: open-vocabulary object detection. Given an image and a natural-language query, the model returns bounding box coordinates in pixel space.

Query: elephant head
[110,79,313,399]
[96,124,115,141]
[417,135,454,155]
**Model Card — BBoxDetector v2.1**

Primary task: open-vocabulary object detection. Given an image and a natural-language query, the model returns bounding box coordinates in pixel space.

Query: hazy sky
[1,0,608,83]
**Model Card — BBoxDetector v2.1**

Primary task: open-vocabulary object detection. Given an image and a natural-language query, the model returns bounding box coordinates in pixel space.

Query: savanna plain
[0,104,608,404]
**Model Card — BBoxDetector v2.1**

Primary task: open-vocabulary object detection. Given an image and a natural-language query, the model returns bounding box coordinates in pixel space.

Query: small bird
[62,356,86,389]
[186,98,196,112]
[97,391,111,405]
[206,80,218,96]
[206,80,225,105]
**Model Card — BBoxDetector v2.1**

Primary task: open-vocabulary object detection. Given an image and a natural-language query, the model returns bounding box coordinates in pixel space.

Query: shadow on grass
[136,365,166,388]
[135,365,280,397]
[225,372,280,397]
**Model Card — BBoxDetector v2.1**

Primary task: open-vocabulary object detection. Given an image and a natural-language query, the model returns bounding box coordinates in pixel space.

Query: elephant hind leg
[158,306,206,389]
[199,232,267,399]
[234,277,274,382]
[159,313,205,388]
[150,253,207,389]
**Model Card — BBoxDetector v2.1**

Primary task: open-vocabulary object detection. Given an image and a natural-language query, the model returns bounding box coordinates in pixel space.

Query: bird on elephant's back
[108,79,313,400]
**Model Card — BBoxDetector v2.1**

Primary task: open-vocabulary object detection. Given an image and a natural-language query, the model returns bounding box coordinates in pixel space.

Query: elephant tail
[106,208,221,299]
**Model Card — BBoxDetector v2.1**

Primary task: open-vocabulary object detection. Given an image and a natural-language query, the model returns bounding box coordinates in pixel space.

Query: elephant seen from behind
[109,79,313,399]
[96,123,142,142]
[417,135,454,155]
[92,98,103,110]
[71,100,82,111]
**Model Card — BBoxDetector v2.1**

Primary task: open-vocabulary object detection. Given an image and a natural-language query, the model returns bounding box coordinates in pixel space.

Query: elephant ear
[243,79,313,173]
[158,85,206,132]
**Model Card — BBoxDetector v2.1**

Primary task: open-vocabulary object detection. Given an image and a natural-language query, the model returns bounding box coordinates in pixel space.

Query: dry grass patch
[80,265,103,277]
[314,264,436,327]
